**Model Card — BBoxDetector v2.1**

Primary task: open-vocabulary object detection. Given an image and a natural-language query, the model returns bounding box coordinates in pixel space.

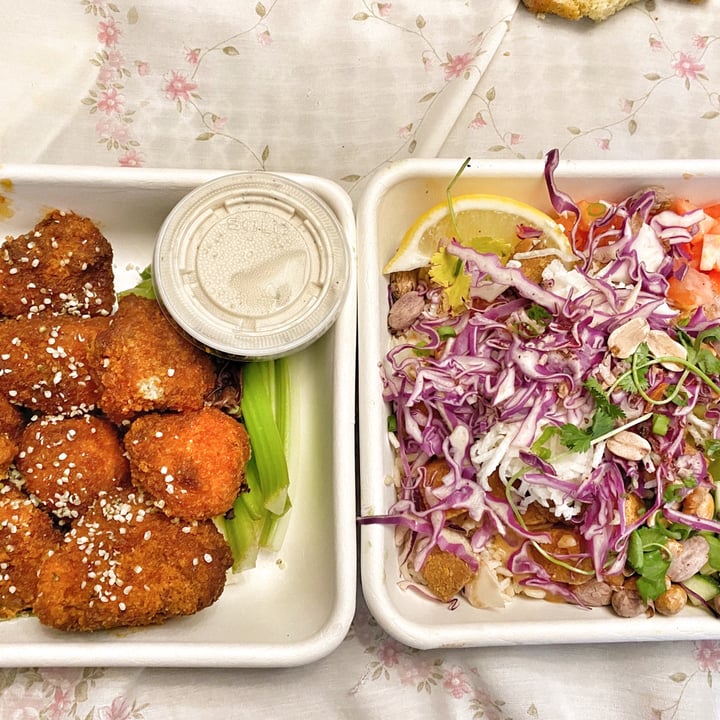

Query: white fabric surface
[2,0,720,717]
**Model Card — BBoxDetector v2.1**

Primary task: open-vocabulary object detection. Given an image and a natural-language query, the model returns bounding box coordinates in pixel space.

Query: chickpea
[655,584,687,616]
[682,486,715,520]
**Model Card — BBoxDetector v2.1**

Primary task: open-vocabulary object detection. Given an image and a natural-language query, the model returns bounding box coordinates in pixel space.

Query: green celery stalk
[274,357,291,450]
[237,455,265,521]
[241,361,290,515]
[223,497,263,572]
[260,497,293,552]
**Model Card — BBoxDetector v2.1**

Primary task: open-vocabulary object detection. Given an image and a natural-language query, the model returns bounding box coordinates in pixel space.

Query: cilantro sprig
[532,377,627,455]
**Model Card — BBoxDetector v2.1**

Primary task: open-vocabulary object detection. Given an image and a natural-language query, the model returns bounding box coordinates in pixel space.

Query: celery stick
[225,497,262,572]
[237,455,265,521]
[241,361,290,515]
[274,357,291,451]
[260,497,293,552]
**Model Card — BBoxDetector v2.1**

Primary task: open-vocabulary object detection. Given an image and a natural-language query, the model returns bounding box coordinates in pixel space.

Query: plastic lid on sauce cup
[153,172,350,360]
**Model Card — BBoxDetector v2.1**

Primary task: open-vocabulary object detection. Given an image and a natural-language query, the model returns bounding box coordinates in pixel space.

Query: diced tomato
[554,200,624,252]
[703,202,720,220]
[671,197,700,215]
[577,200,610,232]
[667,265,718,311]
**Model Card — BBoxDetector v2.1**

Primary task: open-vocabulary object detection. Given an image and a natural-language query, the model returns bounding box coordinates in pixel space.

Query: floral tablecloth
[2,1,720,718]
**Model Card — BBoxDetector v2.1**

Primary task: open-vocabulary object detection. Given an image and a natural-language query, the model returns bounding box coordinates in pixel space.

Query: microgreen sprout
[446,156,472,238]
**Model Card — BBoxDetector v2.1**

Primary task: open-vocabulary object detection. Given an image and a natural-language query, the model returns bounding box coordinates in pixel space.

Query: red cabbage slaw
[370,150,720,614]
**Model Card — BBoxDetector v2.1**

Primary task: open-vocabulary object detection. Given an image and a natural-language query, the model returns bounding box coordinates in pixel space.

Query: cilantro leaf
[696,347,720,375]
[559,423,592,453]
[702,533,720,571]
[585,377,626,420]
[628,529,671,602]
[429,248,470,314]
[589,410,615,438]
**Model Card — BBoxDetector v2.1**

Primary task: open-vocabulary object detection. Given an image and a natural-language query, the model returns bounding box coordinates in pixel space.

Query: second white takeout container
[356,156,720,649]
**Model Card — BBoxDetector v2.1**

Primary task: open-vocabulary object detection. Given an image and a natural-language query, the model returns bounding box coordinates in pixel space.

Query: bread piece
[522,0,639,21]
[523,0,638,22]
[523,0,704,22]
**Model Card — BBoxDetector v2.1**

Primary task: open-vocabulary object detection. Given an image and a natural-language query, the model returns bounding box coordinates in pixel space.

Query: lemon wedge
[383,193,573,275]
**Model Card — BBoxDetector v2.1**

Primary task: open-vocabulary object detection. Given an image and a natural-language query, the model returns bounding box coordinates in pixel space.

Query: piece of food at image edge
[522,0,704,22]
[0,396,26,476]
[17,414,130,524]
[93,294,217,423]
[0,484,62,619]
[124,407,251,521]
[370,150,720,618]
[0,313,110,416]
[0,209,116,318]
[33,487,233,631]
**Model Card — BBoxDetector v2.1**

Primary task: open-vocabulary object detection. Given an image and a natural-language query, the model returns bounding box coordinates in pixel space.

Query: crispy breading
[0,210,115,318]
[0,314,109,416]
[0,396,24,440]
[124,408,250,520]
[0,396,25,476]
[33,488,233,631]
[17,415,130,523]
[94,295,218,423]
[419,545,475,603]
[0,484,61,619]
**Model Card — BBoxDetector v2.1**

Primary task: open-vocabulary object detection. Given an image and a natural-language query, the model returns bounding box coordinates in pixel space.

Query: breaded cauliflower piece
[17,414,130,523]
[0,209,116,319]
[0,314,109,416]
[94,295,218,423]
[34,488,233,631]
[0,484,61,619]
[124,407,251,520]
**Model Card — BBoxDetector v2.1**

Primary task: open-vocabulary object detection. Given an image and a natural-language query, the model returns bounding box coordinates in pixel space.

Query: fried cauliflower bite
[0,396,25,477]
[34,488,233,631]
[17,415,130,524]
[124,407,251,520]
[94,295,218,423]
[0,209,116,319]
[0,484,61,619]
[0,314,109,416]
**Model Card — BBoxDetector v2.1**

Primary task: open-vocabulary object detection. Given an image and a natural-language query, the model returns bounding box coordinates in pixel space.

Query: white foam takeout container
[0,164,357,667]
[357,156,720,649]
